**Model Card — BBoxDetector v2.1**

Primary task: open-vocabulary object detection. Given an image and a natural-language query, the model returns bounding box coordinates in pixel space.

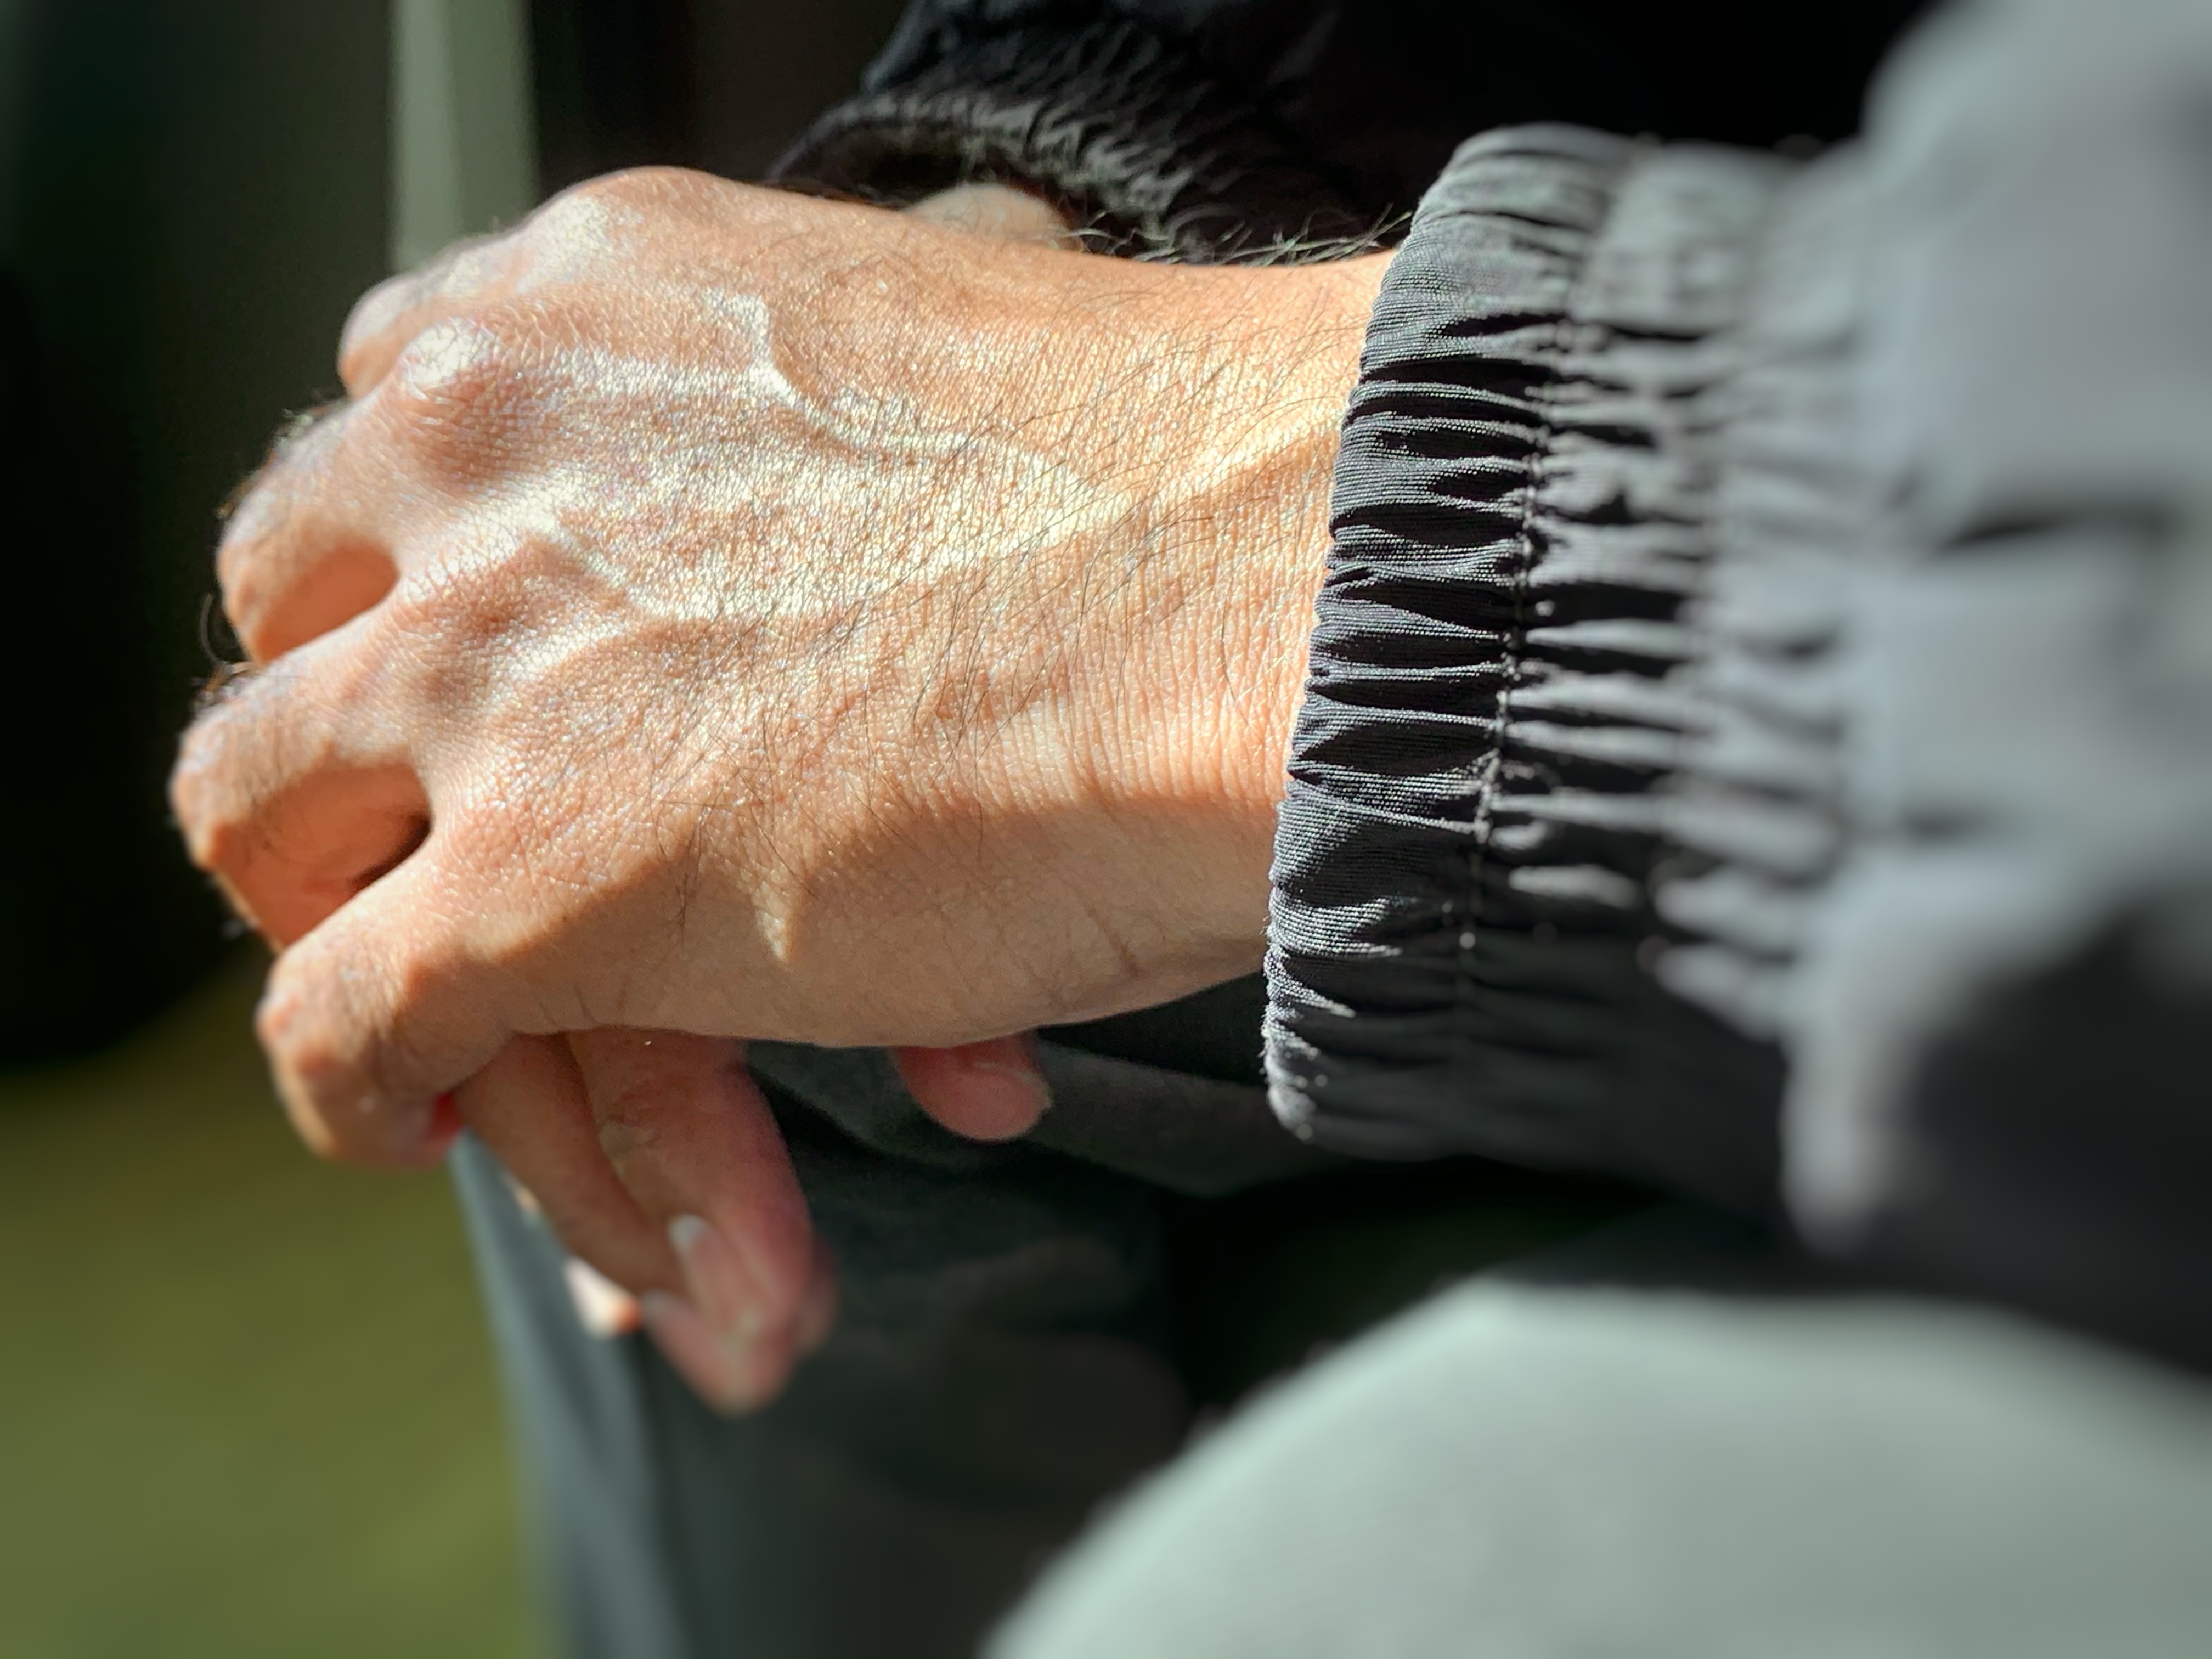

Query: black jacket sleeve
[771,0,1923,239]
[1264,126,1793,1218]
[1274,1,2212,1369]
[769,7,1366,261]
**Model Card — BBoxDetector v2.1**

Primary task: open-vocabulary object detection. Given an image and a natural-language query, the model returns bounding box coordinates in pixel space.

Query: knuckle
[214,405,356,632]
[532,166,696,242]
[526,182,622,250]
[424,228,518,300]
[256,963,351,1103]
[338,270,417,374]
[170,692,267,867]
[595,1111,667,1170]
[260,938,432,1103]
[373,313,544,482]
[381,314,514,414]
[170,652,374,870]
[168,730,228,862]
[522,167,733,281]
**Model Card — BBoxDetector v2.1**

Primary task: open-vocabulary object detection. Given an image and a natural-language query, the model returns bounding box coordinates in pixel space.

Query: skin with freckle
[172,170,1385,1408]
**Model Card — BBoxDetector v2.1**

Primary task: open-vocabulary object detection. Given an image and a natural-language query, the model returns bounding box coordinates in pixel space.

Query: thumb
[893,1036,1052,1142]
[256,850,509,1167]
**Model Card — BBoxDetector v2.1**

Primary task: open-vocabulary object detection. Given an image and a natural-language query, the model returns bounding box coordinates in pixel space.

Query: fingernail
[668,1214,772,1347]
[969,1057,1052,1113]
[505,1173,545,1220]
[938,1039,1052,1141]
[562,1256,642,1338]
[640,1290,779,1415]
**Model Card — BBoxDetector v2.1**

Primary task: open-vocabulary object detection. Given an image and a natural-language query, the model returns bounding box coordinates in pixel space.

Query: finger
[337,171,716,394]
[893,1036,1052,1142]
[641,1231,837,1400]
[172,636,424,947]
[456,1036,681,1296]
[568,1030,824,1414]
[256,848,510,1168]
[562,1256,643,1338]
[218,400,399,662]
[339,227,524,396]
[636,1288,808,1415]
[793,1247,838,1356]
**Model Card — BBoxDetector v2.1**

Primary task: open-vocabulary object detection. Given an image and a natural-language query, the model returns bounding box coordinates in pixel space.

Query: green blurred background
[0,957,534,1657]
[0,2,895,1652]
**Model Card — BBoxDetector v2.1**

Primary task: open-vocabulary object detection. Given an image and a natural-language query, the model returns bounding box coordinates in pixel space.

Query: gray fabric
[992,1209,2212,1659]
[454,1095,1190,1659]
[454,1137,695,1659]
[458,1012,1628,1658]
[1651,0,2212,1359]
[1654,0,2212,1240]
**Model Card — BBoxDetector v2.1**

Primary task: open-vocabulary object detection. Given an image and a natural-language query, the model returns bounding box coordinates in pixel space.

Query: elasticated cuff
[1263,126,1796,1212]
[768,12,1366,262]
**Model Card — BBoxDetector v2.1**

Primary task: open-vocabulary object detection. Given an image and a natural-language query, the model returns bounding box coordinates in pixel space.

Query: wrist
[1085,252,1388,972]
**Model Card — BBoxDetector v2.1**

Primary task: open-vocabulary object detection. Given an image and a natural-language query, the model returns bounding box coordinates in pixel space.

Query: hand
[172,169,1383,1402]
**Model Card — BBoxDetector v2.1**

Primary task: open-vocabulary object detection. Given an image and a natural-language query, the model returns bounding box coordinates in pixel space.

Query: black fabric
[1864,900,2212,1373]
[1043,973,1268,1086]
[776,2,1925,257]
[1266,127,1788,1217]
[453,1115,1185,1659]
[845,0,1927,221]
[772,12,1367,260]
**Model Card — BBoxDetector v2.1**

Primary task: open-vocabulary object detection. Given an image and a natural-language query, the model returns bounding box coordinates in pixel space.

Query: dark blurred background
[1,0,900,1067]
[0,3,896,1652]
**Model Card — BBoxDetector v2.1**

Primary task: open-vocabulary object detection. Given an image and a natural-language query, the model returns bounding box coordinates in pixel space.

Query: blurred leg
[453,1136,693,1659]
[992,1206,2212,1659]
[453,1058,1187,1659]
[453,979,1641,1659]
[451,1053,1203,1659]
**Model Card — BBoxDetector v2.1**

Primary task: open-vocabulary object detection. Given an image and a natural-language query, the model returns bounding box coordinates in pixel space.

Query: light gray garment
[1000,7,2212,1652]
[993,1207,2212,1659]
[453,1006,1618,1659]
[1647,0,2212,1243]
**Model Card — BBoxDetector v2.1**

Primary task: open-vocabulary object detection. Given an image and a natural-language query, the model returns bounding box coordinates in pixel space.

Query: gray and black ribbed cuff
[1263,125,1796,1213]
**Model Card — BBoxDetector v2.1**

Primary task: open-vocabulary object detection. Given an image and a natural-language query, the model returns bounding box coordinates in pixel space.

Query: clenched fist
[173,168,1384,1406]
